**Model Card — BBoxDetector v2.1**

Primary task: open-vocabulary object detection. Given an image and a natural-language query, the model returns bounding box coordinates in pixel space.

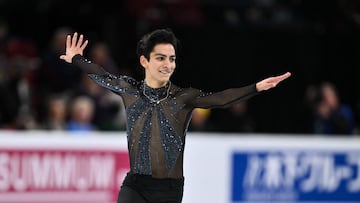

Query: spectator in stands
[0,31,39,130]
[306,82,355,135]
[72,72,126,131]
[66,95,96,132]
[42,94,68,130]
[34,27,82,126]
[35,27,81,94]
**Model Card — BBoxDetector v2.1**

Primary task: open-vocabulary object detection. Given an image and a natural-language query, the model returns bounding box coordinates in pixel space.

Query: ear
[140,55,148,69]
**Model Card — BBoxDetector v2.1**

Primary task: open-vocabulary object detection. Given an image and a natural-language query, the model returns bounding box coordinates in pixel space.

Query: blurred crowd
[0,0,359,135]
[0,24,358,135]
[0,26,127,132]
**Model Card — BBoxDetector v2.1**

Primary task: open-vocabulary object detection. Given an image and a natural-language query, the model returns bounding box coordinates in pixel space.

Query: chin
[160,79,170,84]
[159,76,171,82]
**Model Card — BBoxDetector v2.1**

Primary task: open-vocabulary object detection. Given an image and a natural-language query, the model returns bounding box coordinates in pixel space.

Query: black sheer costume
[72,54,259,179]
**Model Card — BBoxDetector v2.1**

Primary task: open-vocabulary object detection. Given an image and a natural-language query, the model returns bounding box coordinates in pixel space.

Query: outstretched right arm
[59,32,107,75]
[59,32,139,95]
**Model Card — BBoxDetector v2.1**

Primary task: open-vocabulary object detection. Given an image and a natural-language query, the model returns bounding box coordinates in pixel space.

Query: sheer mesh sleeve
[71,54,140,96]
[191,84,259,109]
[72,54,107,75]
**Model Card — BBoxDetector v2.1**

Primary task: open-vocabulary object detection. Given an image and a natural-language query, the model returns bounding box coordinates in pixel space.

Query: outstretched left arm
[255,72,291,92]
[191,72,292,109]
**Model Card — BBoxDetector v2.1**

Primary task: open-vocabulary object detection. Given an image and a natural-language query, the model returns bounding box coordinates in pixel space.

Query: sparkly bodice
[72,54,258,178]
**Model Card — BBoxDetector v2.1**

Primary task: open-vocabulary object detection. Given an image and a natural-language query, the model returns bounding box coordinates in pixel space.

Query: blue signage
[232,150,360,202]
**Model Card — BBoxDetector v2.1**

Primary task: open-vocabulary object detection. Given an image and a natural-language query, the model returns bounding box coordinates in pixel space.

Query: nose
[163,58,172,68]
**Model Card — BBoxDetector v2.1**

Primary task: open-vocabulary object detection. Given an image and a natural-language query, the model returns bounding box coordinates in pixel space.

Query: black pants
[117,173,184,203]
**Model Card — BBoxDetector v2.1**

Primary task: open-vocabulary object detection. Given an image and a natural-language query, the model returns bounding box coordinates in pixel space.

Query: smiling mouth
[159,70,172,75]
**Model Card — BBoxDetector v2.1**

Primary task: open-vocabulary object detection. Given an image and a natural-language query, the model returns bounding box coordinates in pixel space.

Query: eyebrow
[153,53,176,58]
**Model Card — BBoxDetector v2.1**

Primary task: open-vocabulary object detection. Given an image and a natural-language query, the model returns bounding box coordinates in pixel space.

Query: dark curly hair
[136,28,179,60]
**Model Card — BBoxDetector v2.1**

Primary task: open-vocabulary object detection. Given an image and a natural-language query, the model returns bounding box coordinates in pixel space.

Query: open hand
[59,32,88,63]
[256,72,291,92]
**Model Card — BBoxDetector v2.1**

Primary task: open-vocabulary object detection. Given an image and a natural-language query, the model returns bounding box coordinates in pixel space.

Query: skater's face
[140,43,176,88]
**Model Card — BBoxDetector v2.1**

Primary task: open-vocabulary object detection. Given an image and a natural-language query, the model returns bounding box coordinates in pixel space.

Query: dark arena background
[0,1,359,203]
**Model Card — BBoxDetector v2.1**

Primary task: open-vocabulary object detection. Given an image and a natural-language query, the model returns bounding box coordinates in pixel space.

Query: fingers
[68,32,87,50]
[279,73,291,83]
[264,72,291,87]
[259,72,291,91]
[66,35,71,49]
[77,34,83,47]
[274,72,291,82]
[280,72,291,80]
[71,32,78,48]
[80,39,88,50]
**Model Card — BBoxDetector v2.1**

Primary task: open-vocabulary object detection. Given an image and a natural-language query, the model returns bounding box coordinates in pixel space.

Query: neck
[144,79,168,88]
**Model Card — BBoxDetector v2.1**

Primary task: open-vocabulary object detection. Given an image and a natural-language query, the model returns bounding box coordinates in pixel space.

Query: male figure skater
[60,28,291,203]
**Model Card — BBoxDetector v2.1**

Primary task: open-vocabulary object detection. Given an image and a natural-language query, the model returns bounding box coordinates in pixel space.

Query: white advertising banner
[0,131,359,203]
